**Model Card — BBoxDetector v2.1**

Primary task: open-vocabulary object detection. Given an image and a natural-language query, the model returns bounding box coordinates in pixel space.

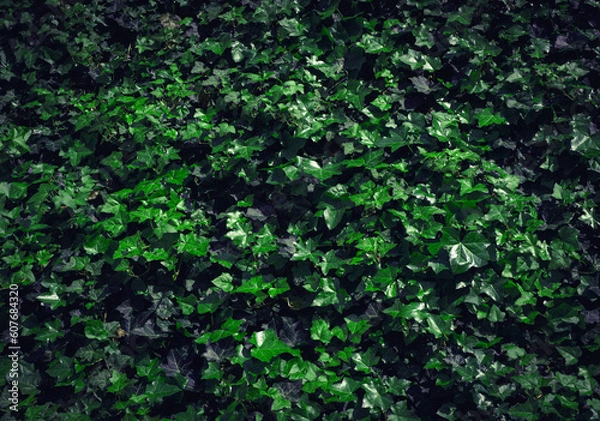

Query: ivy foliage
[1,0,600,420]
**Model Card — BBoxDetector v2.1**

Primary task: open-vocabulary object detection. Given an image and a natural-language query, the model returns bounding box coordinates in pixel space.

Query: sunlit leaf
[249,329,300,362]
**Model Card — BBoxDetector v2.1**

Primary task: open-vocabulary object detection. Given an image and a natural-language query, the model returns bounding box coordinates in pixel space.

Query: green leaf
[137,358,161,378]
[383,301,427,322]
[357,34,393,54]
[234,275,267,295]
[142,248,170,262]
[330,378,361,402]
[268,387,292,411]
[529,37,551,58]
[317,250,346,276]
[0,182,28,199]
[514,284,536,307]
[323,205,344,230]
[114,233,143,259]
[176,233,210,257]
[211,273,234,293]
[571,114,600,157]
[5,126,32,156]
[201,361,223,380]
[410,76,432,94]
[375,128,410,152]
[46,356,73,383]
[145,380,181,403]
[396,48,441,71]
[36,291,64,309]
[224,211,253,248]
[508,400,538,421]
[253,224,279,256]
[425,314,452,339]
[196,318,244,344]
[428,112,460,141]
[84,320,109,341]
[447,7,475,25]
[200,36,230,55]
[371,95,393,111]
[351,347,380,373]
[313,277,347,308]
[249,329,300,362]
[311,318,334,345]
[268,278,290,299]
[291,237,321,263]
[487,304,506,322]
[575,367,597,396]
[107,370,130,393]
[296,156,342,181]
[34,319,64,343]
[345,315,371,342]
[475,108,507,127]
[443,230,491,274]
[503,344,526,360]
[278,18,307,37]
[196,291,222,314]
[176,295,197,316]
[362,379,392,410]
[556,346,582,366]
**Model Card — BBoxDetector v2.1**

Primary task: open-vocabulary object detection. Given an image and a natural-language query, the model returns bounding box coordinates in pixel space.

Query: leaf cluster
[1,0,600,420]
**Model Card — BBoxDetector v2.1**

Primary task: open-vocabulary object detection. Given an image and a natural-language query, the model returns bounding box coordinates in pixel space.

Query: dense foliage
[1,0,600,419]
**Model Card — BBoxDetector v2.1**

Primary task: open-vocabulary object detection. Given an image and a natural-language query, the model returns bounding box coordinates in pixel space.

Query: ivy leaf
[249,329,300,362]
[330,378,361,402]
[508,400,538,421]
[235,275,267,295]
[142,248,170,262]
[211,273,234,293]
[196,290,223,314]
[278,317,306,348]
[0,182,28,199]
[84,320,110,341]
[137,358,161,378]
[46,356,73,383]
[357,34,393,54]
[35,319,64,343]
[129,318,162,338]
[323,205,344,230]
[317,250,346,275]
[107,370,130,392]
[202,341,235,363]
[145,380,181,404]
[383,301,427,322]
[176,295,197,316]
[425,314,452,339]
[362,379,392,410]
[291,237,322,263]
[310,318,334,345]
[443,229,491,274]
[196,318,244,344]
[410,76,432,94]
[278,18,307,37]
[556,346,582,366]
[571,114,600,158]
[176,233,210,257]
[475,108,508,127]
[296,156,342,181]
[503,344,526,360]
[160,348,191,378]
[351,347,380,373]
[371,95,393,111]
[313,277,348,308]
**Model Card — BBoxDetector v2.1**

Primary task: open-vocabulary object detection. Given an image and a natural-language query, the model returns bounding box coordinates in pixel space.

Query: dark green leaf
[250,329,300,362]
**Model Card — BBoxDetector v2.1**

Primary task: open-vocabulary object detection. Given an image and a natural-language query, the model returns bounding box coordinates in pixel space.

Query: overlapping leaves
[1,0,599,420]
